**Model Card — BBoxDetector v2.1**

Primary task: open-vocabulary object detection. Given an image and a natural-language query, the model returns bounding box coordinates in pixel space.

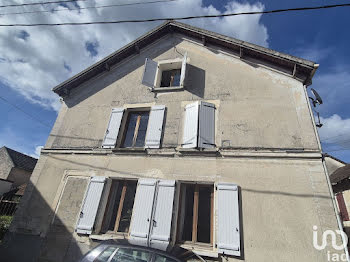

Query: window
[177,184,213,244]
[110,248,150,262]
[94,246,117,262]
[102,180,137,234]
[141,54,187,91]
[121,111,150,148]
[102,105,166,149]
[160,69,181,87]
[154,254,177,262]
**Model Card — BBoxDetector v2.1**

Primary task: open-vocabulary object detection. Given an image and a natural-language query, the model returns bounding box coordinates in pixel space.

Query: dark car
[80,239,204,262]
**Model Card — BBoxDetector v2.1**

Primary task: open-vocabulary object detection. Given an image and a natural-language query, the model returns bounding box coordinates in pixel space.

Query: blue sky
[0,0,349,161]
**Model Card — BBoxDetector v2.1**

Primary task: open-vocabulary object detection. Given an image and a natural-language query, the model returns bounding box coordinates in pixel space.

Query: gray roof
[53,20,318,97]
[2,146,37,172]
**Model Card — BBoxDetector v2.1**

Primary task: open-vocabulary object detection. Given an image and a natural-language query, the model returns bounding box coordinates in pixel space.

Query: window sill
[177,147,219,156]
[89,233,128,241]
[150,86,184,92]
[178,243,218,258]
[112,148,147,154]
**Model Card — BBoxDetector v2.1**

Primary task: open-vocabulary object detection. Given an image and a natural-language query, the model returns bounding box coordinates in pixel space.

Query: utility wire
[0,3,350,26]
[0,0,88,8]
[0,0,178,16]
[0,96,52,128]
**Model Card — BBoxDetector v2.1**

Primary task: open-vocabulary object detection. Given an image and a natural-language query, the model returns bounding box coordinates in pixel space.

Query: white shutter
[180,52,187,88]
[182,101,199,148]
[198,101,215,148]
[129,179,157,247]
[76,176,106,235]
[150,180,175,251]
[145,105,166,149]
[217,183,241,256]
[142,58,158,88]
[102,108,124,148]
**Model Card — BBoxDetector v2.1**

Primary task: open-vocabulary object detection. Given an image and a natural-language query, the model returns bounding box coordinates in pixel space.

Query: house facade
[2,22,346,262]
[0,146,37,196]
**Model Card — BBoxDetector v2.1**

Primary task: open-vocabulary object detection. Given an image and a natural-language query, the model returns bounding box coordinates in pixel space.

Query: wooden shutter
[76,176,106,234]
[182,102,199,148]
[216,183,241,256]
[150,180,176,251]
[198,101,215,148]
[337,193,350,221]
[145,105,166,149]
[180,52,187,88]
[102,108,124,148]
[129,179,157,247]
[142,58,158,88]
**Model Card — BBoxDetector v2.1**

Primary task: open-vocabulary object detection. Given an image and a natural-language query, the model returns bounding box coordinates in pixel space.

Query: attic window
[141,53,187,91]
[161,69,181,87]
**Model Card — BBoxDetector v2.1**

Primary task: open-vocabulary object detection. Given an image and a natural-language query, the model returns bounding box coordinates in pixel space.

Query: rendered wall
[2,34,340,262]
[46,34,319,151]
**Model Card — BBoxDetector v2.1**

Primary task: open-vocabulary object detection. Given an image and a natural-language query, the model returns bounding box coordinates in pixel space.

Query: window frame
[116,107,150,149]
[154,58,184,91]
[176,182,214,246]
[101,179,138,235]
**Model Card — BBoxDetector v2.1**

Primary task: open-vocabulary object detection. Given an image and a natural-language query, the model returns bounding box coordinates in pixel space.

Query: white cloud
[307,67,350,120]
[319,115,350,147]
[292,46,333,63]
[0,0,268,111]
[30,145,43,158]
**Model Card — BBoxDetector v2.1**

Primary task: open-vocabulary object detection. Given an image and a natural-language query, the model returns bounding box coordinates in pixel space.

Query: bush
[0,215,13,242]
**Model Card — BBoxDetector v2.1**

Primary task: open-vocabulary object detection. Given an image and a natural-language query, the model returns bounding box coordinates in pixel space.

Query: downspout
[304,63,349,260]
[322,154,350,261]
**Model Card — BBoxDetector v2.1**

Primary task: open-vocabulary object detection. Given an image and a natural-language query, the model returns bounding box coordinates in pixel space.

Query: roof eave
[53,21,318,97]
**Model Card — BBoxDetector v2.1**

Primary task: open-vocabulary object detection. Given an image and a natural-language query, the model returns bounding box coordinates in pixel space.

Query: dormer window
[141,53,187,91]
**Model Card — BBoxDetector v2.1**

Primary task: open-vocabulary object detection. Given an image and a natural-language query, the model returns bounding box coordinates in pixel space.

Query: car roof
[96,239,197,261]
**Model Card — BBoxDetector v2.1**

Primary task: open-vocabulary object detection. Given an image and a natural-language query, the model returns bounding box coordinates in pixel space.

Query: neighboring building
[2,21,346,262]
[325,154,350,243]
[0,146,37,192]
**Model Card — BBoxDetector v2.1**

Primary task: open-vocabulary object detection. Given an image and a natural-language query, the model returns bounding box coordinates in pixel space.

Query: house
[0,146,37,195]
[1,21,346,262]
[325,154,350,242]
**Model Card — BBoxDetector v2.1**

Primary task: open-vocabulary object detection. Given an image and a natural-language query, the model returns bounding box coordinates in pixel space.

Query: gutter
[305,63,319,87]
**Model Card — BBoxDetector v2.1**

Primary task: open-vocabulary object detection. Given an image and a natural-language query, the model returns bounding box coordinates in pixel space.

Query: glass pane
[94,246,117,262]
[118,181,137,232]
[181,184,194,241]
[122,112,138,148]
[172,70,181,86]
[110,248,150,262]
[161,69,181,87]
[197,186,212,243]
[154,254,177,262]
[101,181,122,233]
[135,112,149,147]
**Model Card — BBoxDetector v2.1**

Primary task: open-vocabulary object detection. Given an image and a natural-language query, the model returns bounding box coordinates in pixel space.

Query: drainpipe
[321,154,350,262]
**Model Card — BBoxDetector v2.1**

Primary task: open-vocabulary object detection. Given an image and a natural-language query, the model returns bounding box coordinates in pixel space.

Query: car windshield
[154,254,178,262]
[94,246,118,262]
[110,247,151,262]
